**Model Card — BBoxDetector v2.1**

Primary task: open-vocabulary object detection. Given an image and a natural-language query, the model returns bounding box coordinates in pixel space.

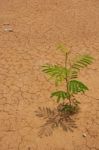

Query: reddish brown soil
[0,0,99,150]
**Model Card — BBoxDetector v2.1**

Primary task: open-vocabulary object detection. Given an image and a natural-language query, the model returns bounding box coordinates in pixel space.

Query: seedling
[42,44,94,114]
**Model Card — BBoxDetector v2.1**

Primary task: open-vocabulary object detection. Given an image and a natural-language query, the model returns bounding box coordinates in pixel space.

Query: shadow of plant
[35,107,77,137]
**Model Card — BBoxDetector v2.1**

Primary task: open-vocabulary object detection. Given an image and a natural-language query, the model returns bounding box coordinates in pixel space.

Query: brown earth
[0,0,99,150]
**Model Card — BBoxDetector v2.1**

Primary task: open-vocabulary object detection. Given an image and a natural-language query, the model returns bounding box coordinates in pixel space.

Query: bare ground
[0,0,99,150]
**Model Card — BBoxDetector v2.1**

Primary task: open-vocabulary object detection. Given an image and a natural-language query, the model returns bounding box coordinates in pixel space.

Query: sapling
[42,44,94,114]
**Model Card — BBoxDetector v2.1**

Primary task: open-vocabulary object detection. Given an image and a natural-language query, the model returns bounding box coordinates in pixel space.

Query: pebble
[82,133,87,137]
[3,24,13,32]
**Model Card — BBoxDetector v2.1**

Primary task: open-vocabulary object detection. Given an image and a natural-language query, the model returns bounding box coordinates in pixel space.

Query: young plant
[42,44,94,114]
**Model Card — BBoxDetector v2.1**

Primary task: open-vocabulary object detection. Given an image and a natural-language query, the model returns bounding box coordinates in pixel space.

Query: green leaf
[68,80,88,94]
[51,91,70,102]
[42,64,69,85]
[69,70,78,79]
[71,55,94,71]
[57,44,69,53]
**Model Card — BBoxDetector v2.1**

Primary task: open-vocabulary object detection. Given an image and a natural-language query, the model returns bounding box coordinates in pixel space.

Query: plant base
[57,103,79,115]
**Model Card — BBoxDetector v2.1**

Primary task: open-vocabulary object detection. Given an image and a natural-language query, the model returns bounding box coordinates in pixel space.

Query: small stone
[82,133,87,137]
[4,28,13,32]
[3,24,13,32]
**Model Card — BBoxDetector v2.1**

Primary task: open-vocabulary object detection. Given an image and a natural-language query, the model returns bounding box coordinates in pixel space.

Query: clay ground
[0,0,99,150]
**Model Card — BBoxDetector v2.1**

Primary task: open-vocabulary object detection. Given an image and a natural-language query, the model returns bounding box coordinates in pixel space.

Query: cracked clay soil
[0,0,99,150]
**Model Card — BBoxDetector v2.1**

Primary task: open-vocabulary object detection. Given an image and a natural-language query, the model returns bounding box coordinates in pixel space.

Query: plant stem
[65,52,71,105]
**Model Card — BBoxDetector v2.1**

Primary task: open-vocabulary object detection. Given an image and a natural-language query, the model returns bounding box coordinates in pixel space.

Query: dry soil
[0,0,99,150]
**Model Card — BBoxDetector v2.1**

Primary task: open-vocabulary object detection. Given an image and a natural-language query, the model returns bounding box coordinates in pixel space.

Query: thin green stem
[65,52,71,105]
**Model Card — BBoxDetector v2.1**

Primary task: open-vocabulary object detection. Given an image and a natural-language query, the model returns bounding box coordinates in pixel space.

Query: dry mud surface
[0,0,99,150]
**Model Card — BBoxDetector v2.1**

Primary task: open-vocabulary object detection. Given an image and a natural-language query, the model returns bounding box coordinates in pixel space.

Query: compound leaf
[42,64,69,85]
[68,80,88,94]
[51,91,70,102]
[57,44,69,53]
[71,55,94,71]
